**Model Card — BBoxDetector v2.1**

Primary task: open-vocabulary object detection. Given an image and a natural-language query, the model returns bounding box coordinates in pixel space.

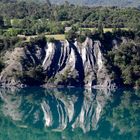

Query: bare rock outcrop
[0,37,116,88]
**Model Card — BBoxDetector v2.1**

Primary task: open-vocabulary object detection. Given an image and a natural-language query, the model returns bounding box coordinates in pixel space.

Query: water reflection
[0,88,111,133]
[0,88,140,140]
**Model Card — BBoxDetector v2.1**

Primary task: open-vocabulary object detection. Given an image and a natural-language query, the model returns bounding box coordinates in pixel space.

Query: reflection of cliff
[0,88,111,133]
[0,88,22,121]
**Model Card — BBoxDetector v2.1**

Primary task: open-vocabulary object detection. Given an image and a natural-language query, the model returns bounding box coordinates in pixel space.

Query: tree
[0,60,4,72]
[98,15,104,39]
[4,18,11,27]
[57,10,69,21]
[65,30,77,42]
[0,16,4,28]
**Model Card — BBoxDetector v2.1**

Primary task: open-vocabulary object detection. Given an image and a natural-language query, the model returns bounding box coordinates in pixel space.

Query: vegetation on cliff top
[0,1,140,37]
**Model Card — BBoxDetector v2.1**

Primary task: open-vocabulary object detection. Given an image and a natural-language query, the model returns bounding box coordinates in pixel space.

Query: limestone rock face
[0,38,116,88]
[42,38,114,88]
[0,45,45,87]
[0,48,25,87]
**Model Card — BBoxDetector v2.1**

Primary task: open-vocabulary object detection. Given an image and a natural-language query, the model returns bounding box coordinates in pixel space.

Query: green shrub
[0,60,5,72]
[47,37,56,43]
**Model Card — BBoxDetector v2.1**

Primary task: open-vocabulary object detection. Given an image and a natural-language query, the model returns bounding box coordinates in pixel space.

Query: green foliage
[65,30,77,41]
[19,65,45,86]
[55,9,69,21]
[108,41,140,88]
[0,60,4,72]
[77,35,86,43]
[0,1,140,30]
[0,16,4,28]
[0,1,140,89]
[3,18,11,27]
[30,35,47,47]
[47,22,65,34]
[0,36,21,52]
[135,79,140,88]
[103,90,140,139]
[47,37,56,43]
[97,14,104,38]
[0,2,139,37]
[4,28,22,36]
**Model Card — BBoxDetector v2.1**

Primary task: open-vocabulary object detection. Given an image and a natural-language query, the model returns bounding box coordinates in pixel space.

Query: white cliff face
[79,38,95,87]
[68,48,76,70]
[42,41,77,82]
[42,43,56,70]
[81,47,87,65]
[97,47,103,71]
[60,41,76,73]
[94,41,103,72]
[57,41,70,70]
[41,38,113,88]
[0,37,115,88]
[41,39,114,88]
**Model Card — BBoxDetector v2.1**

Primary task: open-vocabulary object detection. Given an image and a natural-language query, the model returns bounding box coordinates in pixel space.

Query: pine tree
[0,16,4,28]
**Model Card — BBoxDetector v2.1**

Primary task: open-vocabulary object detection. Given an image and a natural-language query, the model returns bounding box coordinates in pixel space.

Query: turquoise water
[0,87,140,140]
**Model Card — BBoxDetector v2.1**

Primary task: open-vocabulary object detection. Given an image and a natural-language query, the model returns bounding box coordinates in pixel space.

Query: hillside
[51,0,140,7]
[17,0,140,7]
[0,30,140,88]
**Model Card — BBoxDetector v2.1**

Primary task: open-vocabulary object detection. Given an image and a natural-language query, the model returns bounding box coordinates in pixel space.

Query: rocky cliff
[0,37,116,88]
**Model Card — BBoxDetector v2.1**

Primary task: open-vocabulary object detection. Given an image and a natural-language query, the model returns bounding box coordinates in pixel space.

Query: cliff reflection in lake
[0,88,140,140]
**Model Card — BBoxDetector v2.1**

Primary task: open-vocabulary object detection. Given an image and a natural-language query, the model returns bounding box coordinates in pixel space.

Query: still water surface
[0,87,140,140]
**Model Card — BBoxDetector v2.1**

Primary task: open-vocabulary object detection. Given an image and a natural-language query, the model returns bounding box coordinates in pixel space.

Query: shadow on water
[0,87,140,140]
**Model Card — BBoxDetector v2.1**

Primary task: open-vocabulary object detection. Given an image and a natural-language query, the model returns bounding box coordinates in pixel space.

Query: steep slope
[42,38,115,88]
[0,37,116,88]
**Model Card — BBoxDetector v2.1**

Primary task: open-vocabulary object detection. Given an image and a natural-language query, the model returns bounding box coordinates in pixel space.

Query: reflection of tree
[105,90,140,139]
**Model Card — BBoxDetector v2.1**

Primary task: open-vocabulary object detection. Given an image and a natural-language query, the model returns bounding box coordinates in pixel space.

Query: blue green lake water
[0,87,140,140]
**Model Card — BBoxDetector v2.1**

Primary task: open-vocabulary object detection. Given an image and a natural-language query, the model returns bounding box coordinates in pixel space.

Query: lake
[0,87,140,140]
